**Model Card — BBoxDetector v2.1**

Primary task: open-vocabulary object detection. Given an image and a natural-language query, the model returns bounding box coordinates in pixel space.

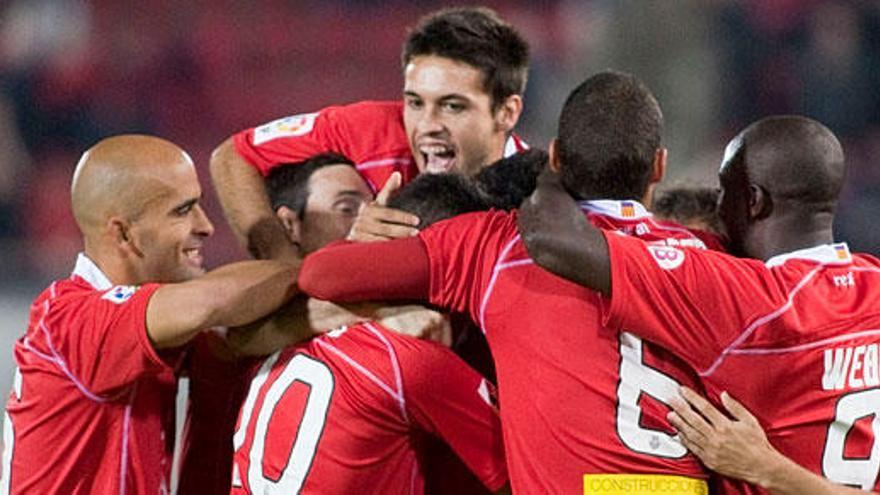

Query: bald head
[71,135,195,236]
[723,116,845,212]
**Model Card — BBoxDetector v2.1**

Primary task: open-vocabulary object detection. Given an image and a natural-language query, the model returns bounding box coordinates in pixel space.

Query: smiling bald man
[1,135,299,494]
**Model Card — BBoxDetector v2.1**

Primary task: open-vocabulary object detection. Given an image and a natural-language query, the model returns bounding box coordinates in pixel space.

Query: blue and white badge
[101,285,139,304]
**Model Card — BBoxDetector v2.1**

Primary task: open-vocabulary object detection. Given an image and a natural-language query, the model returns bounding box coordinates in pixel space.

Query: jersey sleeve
[298,237,431,302]
[43,283,176,396]
[419,210,516,323]
[397,338,507,491]
[231,101,410,177]
[601,231,783,373]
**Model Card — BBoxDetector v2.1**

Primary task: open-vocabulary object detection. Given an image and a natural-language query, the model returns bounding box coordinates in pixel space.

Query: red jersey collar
[765,242,852,268]
[72,252,113,290]
[578,199,652,221]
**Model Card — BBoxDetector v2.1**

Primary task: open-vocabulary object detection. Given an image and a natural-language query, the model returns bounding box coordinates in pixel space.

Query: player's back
[706,247,880,492]
[419,200,710,494]
[231,321,505,494]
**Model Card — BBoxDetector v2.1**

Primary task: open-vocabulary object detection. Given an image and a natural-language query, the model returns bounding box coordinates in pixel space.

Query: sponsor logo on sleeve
[253,112,319,145]
[647,245,685,270]
[101,285,139,304]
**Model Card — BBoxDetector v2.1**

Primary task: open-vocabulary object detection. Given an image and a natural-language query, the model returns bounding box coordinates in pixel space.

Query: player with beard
[210,6,529,260]
[517,116,880,493]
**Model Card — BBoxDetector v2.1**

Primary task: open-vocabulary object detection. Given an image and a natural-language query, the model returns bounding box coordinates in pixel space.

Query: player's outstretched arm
[146,259,298,349]
[668,388,873,495]
[517,169,611,296]
[209,138,297,261]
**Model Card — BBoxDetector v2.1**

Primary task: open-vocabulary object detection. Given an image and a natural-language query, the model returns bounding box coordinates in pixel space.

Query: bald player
[519,116,880,493]
[1,135,299,494]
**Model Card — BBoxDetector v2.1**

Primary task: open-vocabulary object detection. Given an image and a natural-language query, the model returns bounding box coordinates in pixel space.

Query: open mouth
[419,144,457,173]
[183,247,203,267]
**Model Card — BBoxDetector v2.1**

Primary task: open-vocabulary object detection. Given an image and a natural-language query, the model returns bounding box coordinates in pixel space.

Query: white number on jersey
[616,332,687,458]
[233,353,334,493]
[822,388,880,489]
[2,367,22,495]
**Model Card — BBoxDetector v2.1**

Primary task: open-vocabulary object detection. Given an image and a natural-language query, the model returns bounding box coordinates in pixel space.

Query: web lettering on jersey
[824,345,880,391]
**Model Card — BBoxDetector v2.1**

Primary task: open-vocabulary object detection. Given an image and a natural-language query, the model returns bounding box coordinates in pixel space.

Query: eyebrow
[335,190,370,199]
[170,197,199,214]
[403,91,471,102]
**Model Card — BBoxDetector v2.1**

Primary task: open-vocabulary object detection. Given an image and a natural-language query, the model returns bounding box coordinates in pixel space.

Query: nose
[193,204,215,237]
[417,104,446,135]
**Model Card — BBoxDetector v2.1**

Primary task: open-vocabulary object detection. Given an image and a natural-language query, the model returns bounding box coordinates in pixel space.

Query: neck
[749,211,835,261]
[84,245,140,286]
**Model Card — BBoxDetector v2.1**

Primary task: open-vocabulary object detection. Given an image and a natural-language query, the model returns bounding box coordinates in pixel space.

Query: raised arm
[146,259,298,348]
[517,170,611,296]
[668,388,873,495]
[209,138,296,261]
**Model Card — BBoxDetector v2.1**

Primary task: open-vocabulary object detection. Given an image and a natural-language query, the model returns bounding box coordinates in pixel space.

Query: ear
[493,94,523,133]
[275,206,303,246]
[650,148,667,185]
[748,184,773,221]
[109,217,143,257]
[548,139,562,173]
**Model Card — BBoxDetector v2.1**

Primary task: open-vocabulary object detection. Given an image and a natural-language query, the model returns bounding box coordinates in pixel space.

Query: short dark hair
[475,148,547,210]
[557,71,663,200]
[265,153,355,217]
[652,185,721,234]
[387,173,489,228]
[402,6,529,110]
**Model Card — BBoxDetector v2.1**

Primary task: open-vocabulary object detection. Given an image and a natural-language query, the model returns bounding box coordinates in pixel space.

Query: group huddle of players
[3,5,880,495]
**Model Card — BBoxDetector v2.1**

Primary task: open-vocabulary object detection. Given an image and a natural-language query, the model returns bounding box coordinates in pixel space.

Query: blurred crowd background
[1,0,879,391]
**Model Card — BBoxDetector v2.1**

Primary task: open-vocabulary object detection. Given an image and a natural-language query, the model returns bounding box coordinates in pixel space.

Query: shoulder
[326,100,403,121]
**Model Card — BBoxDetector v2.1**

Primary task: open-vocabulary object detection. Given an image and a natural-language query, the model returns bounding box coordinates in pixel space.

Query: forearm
[299,237,430,302]
[760,453,869,495]
[209,138,295,260]
[517,171,610,295]
[147,260,298,348]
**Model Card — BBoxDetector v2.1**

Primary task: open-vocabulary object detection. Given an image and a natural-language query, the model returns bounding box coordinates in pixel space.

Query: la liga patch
[101,285,139,304]
[253,112,318,145]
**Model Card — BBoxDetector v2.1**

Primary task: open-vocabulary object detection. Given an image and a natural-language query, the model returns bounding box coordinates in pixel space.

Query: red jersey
[418,201,710,494]
[232,100,528,193]
[230,321,506,494]
[603,233,880,493]
[1,254,177,494]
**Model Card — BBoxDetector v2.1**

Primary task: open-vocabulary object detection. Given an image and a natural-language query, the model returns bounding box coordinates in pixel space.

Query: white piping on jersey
[478,235,523,331]
[727,328,880,356]
[722,264,880,358]
[24,283,124,403]
[118,385,136,495]
[701,265,824,377]
[314,325,408,423]
[362,323,407,422]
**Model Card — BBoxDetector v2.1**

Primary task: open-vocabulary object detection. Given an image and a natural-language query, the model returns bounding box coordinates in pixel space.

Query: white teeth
[419,144,453,155]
